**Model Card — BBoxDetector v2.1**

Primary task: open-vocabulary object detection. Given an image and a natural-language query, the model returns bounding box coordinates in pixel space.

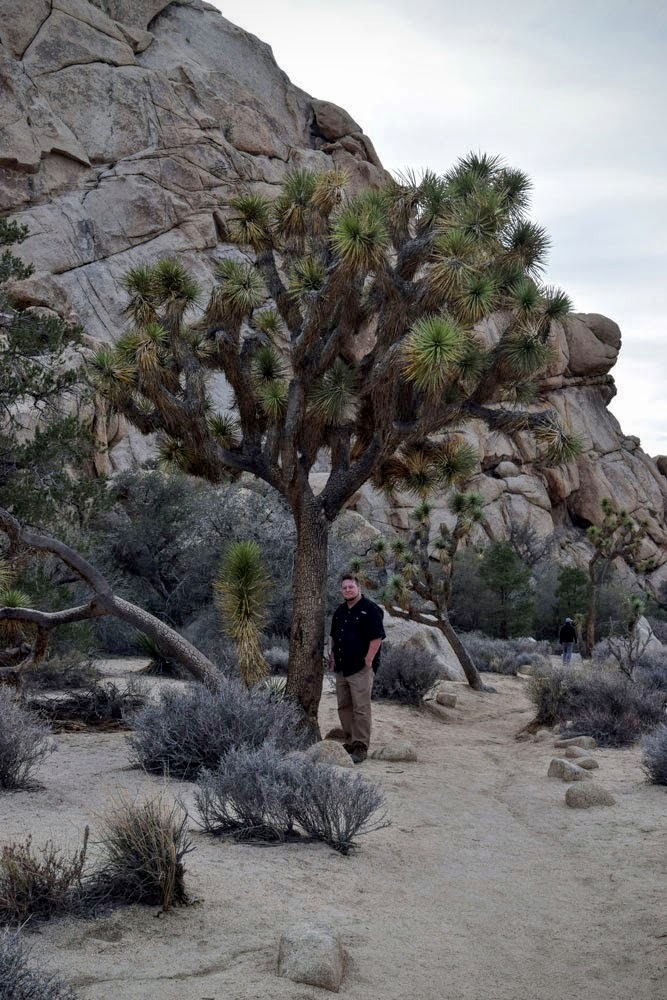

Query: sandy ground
[2,660,666,1000]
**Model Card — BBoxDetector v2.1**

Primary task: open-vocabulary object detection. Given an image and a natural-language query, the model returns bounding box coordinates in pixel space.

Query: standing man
[559,617,577,664]
[329,573,385,763]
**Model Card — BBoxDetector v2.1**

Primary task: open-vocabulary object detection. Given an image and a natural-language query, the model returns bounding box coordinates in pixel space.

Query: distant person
[329,573,385,763]
[559,617,577,664]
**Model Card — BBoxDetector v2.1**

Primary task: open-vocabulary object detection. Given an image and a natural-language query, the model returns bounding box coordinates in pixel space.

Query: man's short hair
[341,572,359,584]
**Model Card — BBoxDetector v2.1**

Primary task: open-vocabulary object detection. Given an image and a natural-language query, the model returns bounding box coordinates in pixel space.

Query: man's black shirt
[559,622,577,643]
[330,595,386,677]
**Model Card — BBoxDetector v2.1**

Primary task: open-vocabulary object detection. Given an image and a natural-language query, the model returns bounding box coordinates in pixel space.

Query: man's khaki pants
[335,665,374,748]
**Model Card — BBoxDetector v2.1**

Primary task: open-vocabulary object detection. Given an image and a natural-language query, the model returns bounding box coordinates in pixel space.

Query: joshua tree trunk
[0,508,220,686]
[436,615,487,691]
[585,585,599,659]
[285,498,330,739]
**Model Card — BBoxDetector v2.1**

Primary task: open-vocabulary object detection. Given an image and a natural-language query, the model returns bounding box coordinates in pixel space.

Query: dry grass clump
[128,676,308,779]
[0,929,76,1000]
[0,690,53,789]
[196,743,388,855]
[0,832,89,925]
[24,656,99,691]
[95,793,193,911]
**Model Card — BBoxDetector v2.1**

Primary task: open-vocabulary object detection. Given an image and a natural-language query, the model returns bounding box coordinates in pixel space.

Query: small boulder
[435,690,457,708]
[547,758,592,782]
[573,756,599,770]
[565,784,616,808]
[370,741,417,762]
[277,922,345,992]
[323,726,346,742]
[564,745,592,759]
[423,700,450,722]
[554,736,597,750]
[303,740,354,769]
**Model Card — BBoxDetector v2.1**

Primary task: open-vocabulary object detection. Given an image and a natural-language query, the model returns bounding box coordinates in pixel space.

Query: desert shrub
[372,644,444,705]
[94,794,192,911]
[263,643,289,674]
[642,724,667,785]
[647,617,667,644]
[195,743,388,854]
[634,648,667,693]
[179,607,238,674]
[196,743,302,842]
[0,691,53,789]
[528,664,665,747]
[0,929,77,1000]
[24,680,145,729]
[514,651,551,673]
[0,832,89,925]
[23,656,99,691]
[292,761,388,854]
[128,676,308,779]
[462,633,550,675]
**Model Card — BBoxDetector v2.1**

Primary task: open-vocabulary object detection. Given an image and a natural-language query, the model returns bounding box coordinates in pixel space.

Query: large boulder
[1,0,666,592]
[382,616,465,681]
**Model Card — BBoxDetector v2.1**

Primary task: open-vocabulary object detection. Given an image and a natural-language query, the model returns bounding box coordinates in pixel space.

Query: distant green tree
[479,541,534,638]
[0,219,100,530]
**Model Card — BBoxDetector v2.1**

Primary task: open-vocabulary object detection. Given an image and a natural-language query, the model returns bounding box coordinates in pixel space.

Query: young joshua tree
[214,540,270,687]
[585,498,655,657]
[90,152,579,733]
[360,490,487,689]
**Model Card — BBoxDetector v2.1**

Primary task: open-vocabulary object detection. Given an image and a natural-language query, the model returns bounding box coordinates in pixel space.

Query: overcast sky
[214,0,666,456]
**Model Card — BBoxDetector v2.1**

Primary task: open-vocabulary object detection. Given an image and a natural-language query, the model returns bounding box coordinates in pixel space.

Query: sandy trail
[2,662,666,1000]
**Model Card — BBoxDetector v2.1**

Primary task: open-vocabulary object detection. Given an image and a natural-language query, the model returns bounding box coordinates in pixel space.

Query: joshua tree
[215,540,270,687]
[90,153,579,732]
[360,490,488,688]
[585,499,655,657]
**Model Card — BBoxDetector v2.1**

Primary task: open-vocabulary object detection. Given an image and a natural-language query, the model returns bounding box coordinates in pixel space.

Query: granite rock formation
[1,0,665,591]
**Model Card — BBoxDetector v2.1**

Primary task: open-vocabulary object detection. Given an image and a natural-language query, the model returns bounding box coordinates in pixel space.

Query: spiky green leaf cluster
[402,314,467,392]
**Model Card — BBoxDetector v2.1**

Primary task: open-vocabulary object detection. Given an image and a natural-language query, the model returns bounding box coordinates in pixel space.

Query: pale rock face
[1,0,666,590]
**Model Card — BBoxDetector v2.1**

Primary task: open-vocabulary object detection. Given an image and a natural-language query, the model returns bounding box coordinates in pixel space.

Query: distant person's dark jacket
[559,622,577,643]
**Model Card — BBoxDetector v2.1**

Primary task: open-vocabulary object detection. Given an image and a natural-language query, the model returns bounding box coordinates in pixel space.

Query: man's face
[341,578,361,603]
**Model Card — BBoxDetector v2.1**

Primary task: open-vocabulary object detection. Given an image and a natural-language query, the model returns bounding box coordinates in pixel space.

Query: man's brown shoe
[350,741,367,764]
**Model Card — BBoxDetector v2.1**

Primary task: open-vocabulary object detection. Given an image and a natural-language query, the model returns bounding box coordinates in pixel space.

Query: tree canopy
[91,152,580,729]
